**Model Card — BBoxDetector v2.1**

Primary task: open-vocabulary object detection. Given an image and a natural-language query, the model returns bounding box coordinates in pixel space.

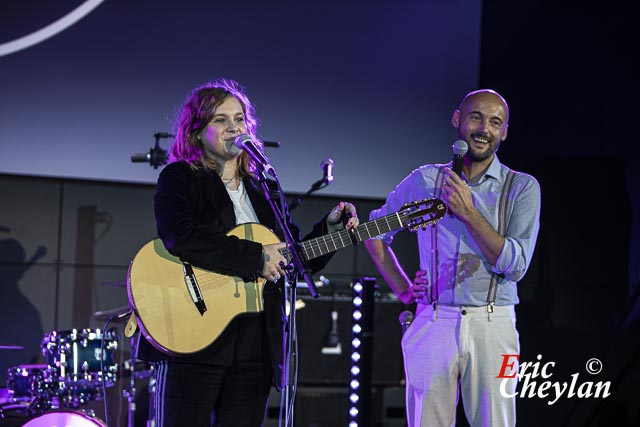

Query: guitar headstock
[399,198,446,232]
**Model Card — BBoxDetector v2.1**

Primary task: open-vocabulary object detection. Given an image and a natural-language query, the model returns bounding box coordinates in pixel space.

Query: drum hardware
[0,328,120,418]
[4,364,59,416]
[122,347,137,427]
[90,305,131,324]
[121,325,156,427]
[94,309,134,427]
[2,322,159,426]
[41,329,119,390]
[6,365,48,403]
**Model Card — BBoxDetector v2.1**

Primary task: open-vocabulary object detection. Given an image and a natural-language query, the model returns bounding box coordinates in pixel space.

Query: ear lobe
[451,110,460,128]
[501,125,509,141]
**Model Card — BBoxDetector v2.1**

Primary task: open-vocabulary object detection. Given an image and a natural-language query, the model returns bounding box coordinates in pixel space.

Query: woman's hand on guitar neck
[260,242,287,282]
[326,201,359,231]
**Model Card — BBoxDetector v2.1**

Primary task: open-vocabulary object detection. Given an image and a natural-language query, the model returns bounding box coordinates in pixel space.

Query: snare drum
[41,329,118,385]
[22,410,106,426]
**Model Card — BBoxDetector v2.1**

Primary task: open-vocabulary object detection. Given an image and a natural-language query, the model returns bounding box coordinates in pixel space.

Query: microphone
[398,310,414,336]
[130,146,168,169]
[234,134,275,176]
[451,140,468,177]
[130,152,151,163]
[321,158,334,185]
[131,131,172,169]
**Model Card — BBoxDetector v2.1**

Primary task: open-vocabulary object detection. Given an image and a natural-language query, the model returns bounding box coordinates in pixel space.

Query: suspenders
[487,169,516,312]
[429,166,447,306]
[430,165,516,310]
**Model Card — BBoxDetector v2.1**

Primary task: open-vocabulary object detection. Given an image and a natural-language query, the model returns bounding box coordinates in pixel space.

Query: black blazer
[137,161,334,388]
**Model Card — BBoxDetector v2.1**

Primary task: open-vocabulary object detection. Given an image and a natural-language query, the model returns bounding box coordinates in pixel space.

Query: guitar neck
[295,211,404,261]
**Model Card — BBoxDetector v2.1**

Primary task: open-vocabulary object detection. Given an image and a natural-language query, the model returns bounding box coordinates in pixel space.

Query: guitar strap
[430,166,516,312]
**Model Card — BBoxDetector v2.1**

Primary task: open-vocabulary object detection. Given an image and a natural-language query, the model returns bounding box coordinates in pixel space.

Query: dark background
[1,1,639,426]
[478,1,639,426]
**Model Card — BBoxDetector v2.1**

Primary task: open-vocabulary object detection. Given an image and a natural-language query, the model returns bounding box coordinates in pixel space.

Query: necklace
[221,176,238,187]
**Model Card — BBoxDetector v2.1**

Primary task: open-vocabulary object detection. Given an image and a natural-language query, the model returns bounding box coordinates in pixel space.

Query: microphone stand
[288,177,328,212]
[123,334,137,427]
[253,166,319,427]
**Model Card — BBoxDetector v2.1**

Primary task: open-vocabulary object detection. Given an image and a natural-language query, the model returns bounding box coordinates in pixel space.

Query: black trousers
[151,316,274,427]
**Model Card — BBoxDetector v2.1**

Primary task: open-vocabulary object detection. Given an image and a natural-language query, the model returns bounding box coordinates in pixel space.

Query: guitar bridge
[183,263,207,316]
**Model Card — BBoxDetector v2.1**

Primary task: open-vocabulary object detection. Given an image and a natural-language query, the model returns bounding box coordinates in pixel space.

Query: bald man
[365,90,541,426]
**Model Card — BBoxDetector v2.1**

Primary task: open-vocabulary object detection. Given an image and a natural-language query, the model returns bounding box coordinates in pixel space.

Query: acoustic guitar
[127,198,445,355]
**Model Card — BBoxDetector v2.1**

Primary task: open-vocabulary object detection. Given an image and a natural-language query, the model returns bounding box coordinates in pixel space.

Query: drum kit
[0,308,155,427]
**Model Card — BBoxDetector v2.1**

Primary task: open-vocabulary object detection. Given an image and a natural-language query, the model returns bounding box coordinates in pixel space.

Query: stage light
[348,278,376,427]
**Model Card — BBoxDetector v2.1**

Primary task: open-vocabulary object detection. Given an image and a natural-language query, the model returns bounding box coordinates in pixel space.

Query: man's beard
[466,135,500,162]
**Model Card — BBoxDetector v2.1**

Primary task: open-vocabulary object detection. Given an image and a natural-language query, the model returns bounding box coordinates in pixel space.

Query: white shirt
[226,180,259,225]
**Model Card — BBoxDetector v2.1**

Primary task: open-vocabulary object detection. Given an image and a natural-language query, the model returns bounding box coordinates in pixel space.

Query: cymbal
[91,305,131,321]
[0,343,24,350]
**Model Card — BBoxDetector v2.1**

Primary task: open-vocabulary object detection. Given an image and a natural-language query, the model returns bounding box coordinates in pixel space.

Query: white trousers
[402,304,519,427]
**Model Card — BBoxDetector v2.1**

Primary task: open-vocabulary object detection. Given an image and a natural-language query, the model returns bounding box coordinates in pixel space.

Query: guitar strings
[181,213,410,295]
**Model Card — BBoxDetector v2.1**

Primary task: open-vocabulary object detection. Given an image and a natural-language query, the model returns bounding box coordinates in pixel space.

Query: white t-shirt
[226,180,259,225]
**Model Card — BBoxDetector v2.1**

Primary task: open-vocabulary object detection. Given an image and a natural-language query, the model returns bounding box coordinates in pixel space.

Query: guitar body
[127,223,280,355]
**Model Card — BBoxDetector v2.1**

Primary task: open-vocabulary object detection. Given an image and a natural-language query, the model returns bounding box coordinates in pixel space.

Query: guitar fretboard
[294,211,404,261]
[276,198,443,262]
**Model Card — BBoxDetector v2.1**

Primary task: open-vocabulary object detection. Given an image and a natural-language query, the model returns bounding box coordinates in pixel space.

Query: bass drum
[22,410,106,427]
